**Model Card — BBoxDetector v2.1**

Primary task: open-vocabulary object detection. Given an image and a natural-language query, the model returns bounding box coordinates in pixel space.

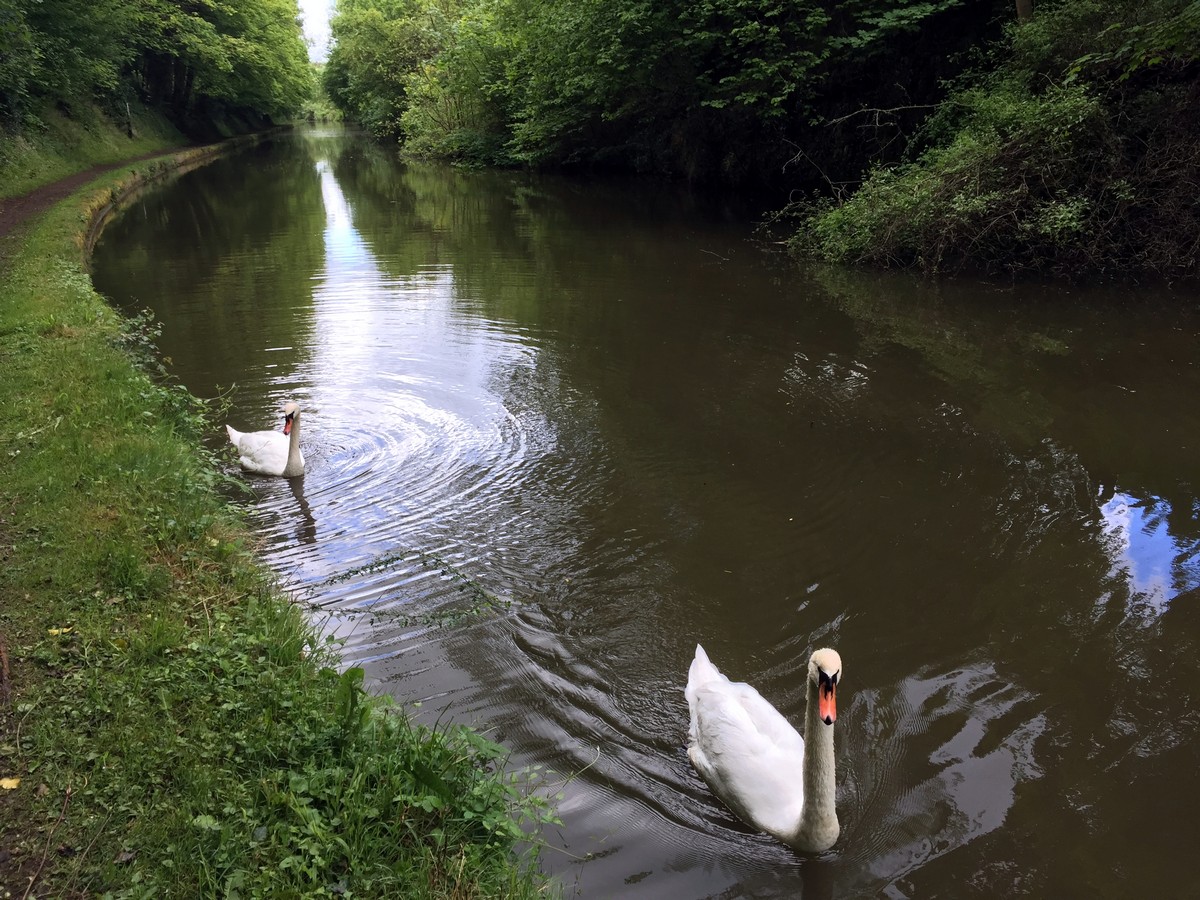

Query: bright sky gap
[299,0,334,62]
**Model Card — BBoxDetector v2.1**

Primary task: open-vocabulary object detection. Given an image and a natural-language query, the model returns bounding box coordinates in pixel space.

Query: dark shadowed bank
[783,0,1200,281]
[0,117,559,898]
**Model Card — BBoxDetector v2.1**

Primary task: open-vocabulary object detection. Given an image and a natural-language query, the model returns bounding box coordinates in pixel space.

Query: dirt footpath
[0,149,181,261]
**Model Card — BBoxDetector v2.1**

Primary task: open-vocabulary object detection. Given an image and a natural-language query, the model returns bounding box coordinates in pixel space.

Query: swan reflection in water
[287,474,318,546]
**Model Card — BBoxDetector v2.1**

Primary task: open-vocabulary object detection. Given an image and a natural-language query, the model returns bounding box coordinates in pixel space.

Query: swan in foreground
[686,644,842,852]
[226,401,305,477]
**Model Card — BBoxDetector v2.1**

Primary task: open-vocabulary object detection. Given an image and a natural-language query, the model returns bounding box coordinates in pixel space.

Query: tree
[130,0,312,120]
[323,0,446,138]
[326,0,1012,184]
[0,0,312,134]
[0,0,36,127]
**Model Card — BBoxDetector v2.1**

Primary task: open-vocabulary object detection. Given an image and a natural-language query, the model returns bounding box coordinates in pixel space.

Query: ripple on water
[838,663,1045,897]
[226,319,1050,898]
[437,617,1047,896]
[235,313,620,669]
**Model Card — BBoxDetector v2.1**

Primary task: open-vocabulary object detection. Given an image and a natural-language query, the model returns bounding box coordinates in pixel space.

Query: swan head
[808,648,841,726]
[282,401,300,435]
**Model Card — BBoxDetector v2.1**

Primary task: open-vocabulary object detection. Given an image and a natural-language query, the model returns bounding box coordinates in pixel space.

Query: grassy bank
[0,103,185,200]
[0,141,557,895]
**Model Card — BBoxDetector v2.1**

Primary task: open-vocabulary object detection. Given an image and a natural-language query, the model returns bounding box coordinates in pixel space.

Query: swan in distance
[686,644,842,852]
[226,401,305,477]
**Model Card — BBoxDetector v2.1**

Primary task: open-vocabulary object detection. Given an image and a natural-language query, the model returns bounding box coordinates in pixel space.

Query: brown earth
[0,149,181,264]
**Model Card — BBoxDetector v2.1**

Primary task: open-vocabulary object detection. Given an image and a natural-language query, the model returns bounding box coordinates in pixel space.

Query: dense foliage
[0,0,313,135]
[325,0,1009,180]
[789,0,1200,278]
[322,0,1200,279]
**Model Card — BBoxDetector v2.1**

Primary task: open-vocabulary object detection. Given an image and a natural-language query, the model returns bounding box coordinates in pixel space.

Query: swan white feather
[226,401,305,477]
[686,644,842,852]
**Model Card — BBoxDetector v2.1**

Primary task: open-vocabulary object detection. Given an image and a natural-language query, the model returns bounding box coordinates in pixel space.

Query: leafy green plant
[0,0,312,141]
[789,79,1109,271]
[326,0,994,183]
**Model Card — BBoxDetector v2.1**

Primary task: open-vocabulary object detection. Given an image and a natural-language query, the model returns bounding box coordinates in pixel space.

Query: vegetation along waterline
[324,0,1199,281]
[0,142,559,900]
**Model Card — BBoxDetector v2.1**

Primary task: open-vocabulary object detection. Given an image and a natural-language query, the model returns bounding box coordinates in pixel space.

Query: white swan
[686,644,842,852]
[225,401,305,477]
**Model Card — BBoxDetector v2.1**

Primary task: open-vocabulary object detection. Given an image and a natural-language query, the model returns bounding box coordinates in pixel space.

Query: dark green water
[92,127,1200,898]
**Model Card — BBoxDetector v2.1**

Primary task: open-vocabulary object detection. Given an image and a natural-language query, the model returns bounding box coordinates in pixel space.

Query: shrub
[790,80,1116,273]
[789,0,1200,280]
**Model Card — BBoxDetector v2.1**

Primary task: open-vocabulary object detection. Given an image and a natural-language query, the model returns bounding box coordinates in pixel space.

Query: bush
[790,80,1111,273]
[398,8,518,167]
[789,0,1200,280]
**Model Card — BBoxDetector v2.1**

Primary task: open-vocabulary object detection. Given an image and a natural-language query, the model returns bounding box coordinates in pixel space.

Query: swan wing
[686,647,805,838]
[227,426,288,476]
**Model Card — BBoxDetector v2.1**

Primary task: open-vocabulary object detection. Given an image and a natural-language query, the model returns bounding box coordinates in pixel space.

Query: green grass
[0,140,558,897]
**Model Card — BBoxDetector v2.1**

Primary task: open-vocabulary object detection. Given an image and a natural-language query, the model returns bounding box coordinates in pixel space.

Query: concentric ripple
[240,311,572,647]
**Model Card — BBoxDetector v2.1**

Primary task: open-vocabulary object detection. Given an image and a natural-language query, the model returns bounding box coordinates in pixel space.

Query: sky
[299,0,335,63]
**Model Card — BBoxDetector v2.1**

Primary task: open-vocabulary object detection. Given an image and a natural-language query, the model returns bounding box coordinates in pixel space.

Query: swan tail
[226,424,242,445]
[687,644,723,691]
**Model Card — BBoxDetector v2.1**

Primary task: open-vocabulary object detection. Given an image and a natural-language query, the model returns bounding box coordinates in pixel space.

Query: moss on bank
[0,123,556,897]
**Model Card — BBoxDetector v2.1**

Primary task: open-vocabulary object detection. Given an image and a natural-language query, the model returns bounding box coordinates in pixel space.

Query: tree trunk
[1016,0,1033,22]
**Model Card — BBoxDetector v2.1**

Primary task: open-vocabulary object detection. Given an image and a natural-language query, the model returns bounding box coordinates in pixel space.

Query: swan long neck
[283,413,303,477]
[794,673,839,851]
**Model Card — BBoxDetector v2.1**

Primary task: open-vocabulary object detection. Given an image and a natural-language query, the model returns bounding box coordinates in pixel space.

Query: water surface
[92,128,1200,898]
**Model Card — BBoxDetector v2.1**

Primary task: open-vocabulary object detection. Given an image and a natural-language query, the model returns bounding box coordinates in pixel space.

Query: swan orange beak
[283,413,294,436]
[819,680,837,725]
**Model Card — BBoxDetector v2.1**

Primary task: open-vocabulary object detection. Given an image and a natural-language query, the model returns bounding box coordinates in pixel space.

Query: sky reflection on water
[1100,489,1200,615]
